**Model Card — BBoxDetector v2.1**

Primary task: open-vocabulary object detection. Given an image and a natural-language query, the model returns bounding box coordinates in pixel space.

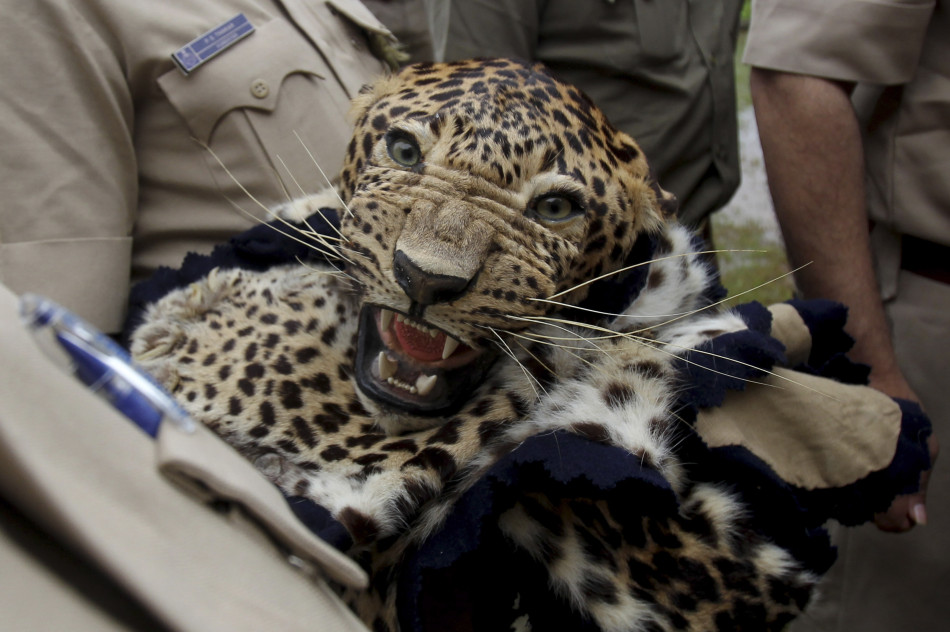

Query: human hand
[868,371,937,533]
[873,428,938,533]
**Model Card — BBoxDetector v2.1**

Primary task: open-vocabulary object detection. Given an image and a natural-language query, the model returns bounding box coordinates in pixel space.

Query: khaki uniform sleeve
[743,0,936,84]
[0,282,370,631]
[0,1,136,332]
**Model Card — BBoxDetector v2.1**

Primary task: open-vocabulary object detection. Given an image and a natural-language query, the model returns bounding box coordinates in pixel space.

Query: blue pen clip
[18,294,196,437]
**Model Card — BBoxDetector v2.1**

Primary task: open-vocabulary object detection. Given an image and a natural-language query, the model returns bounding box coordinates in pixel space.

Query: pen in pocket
[18,293,195,438]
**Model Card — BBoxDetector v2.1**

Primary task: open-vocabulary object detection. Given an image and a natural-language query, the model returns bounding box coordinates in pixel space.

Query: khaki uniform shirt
[744,0,949,247]
[0,0,391,333]
[425,0,743,227]
[745,6,949,631]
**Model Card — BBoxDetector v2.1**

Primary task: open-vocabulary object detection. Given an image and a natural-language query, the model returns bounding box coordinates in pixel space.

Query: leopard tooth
[380,308,394,331]
[441,336,460,360]
[415,374,438,397]
[378,352,397,380]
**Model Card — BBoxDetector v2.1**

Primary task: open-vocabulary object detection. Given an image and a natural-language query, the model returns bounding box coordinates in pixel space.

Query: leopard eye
[386,133,422,167]
[531,194,583,222]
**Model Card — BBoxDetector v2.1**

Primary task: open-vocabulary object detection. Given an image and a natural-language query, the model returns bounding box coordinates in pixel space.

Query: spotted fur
[130,59,817,630]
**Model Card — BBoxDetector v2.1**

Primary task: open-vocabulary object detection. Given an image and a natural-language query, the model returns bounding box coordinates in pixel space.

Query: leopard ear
[649,179,679,221]
[606,129,670,235]
[347,72,402,125]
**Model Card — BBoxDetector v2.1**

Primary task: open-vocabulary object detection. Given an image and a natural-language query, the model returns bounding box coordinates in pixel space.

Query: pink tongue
[394,320,446,362]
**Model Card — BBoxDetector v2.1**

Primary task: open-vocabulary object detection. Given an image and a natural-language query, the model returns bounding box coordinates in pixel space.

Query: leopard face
[338,58,672,420]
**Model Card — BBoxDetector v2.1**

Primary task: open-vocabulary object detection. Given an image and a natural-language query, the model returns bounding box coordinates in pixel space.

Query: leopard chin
[353,305,499,422]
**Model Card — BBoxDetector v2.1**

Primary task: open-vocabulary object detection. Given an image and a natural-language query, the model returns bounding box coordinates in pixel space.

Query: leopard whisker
[627,263,810,335]
[484,326,547,402]
[513,339,556,379]
[673,342,835,399]
[527,297,697,321]
[222,196,349,262]
[273,154,350,247]
[612,263,810,346]
[294,255,361,287]
[291,229,343,243]
[309,238,370,264]
[275,153,309,201]
[197,139,357,265]
[503,315,616,355]
[481,324,615,383]
[198,139,294,220]
[250,138,360,266]
[511,316,692,384]
[231,193,369,267]
[257,181,359,262]
[537,260,808,340]
[270,188,353,251]
[496,328,601,369]
[542,249,761,301]
[273,207,356,257]
[717,265,807,307]
[226,201,357,267]
[293,130,354,218]
[516,313,831,397]
[516,330,621,344]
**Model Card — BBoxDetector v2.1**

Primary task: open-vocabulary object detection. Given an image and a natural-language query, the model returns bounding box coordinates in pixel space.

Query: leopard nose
[393,250,472,306]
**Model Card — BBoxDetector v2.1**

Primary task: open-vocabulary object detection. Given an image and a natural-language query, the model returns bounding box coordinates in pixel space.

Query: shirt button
[250,79,270,99]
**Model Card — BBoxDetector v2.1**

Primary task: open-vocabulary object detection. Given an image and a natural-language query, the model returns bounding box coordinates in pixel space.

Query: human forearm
[750,68,914,400]
[752,67,936,530]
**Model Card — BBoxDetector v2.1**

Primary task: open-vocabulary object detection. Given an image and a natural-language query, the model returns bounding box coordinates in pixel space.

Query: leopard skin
[129,59,821,631]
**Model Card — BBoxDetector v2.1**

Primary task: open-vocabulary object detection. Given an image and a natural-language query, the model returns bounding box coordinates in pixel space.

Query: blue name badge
[172,13,255,75]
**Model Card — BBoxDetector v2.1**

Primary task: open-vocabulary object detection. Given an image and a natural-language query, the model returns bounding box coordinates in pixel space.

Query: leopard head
[336,58,673,425]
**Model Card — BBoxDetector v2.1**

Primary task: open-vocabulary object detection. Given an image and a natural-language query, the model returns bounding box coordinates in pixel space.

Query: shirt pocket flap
[159,18,326,143]
[157,421,368,589]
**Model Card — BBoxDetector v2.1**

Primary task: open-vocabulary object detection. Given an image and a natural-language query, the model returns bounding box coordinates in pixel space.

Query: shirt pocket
[631,0,688,64]
[158,17,333,145]
[158,17,356,205]
[555,0,689,73]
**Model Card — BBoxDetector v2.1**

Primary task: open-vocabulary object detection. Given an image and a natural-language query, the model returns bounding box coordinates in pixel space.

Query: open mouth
[354,305,497,417]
